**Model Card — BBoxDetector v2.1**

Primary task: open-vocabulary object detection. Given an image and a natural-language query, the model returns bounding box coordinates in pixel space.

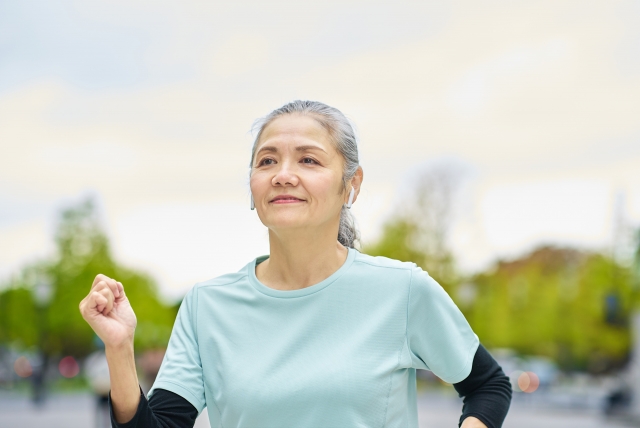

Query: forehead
[257,114,334,151]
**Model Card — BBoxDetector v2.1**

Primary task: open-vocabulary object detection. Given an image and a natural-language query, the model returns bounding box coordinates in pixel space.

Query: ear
[348,167,364,205]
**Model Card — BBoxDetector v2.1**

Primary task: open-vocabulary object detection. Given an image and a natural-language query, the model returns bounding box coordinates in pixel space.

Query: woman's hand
[461,416,488,428]
[79,274,137,348]
[80,274,142,423]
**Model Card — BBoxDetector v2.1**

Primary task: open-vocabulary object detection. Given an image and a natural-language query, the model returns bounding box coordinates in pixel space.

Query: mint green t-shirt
[148,247,479,427]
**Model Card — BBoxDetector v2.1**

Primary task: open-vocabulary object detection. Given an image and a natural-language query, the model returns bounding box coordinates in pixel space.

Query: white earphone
[250,194,255,210]
[346,187,354,209]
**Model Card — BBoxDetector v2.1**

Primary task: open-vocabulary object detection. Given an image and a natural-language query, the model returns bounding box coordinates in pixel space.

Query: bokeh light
[13,356,33,378]
[509,370,524,392]
[58,356,80,378]
[517,371,540,393]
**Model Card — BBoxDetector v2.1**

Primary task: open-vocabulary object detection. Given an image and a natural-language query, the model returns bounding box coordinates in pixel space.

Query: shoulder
[354,252,440,294]
[353,252,442,297]
[352,252,424,289]
[354,251,421,273]
[181,269,249,301]
[195,271,247,288]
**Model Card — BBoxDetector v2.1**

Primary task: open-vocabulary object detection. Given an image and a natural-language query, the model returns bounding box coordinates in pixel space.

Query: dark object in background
[604,385,633,416]
[30,353,47,406]
[96,394,110,428]
[85,348,111,428]
[604,292,627,327]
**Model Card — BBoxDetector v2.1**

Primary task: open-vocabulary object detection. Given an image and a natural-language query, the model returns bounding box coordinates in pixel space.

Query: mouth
[270,195,306,204]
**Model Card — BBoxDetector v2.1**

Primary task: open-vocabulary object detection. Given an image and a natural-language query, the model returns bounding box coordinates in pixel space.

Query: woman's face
[250,114,348,233]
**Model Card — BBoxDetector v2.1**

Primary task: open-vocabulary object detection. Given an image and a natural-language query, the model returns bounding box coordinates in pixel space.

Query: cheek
[310,176,343,205]
[249,175,268,196]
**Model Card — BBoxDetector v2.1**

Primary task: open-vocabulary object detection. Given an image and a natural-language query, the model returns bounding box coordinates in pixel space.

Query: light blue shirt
[148,247,479,427]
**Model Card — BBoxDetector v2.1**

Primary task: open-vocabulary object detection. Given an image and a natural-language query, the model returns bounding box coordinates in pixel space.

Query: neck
[257,225,349,291]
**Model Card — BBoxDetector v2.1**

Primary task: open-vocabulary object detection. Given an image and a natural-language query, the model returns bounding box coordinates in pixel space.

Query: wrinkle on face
[249,114,347,231]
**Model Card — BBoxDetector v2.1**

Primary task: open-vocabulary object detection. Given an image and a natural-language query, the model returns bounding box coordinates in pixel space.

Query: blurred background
[1,0,640,427]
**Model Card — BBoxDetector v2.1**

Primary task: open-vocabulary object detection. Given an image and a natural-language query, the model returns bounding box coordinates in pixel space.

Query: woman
[79,100,512,428]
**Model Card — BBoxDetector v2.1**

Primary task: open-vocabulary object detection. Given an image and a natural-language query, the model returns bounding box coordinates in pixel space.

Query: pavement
[0,389,637,427]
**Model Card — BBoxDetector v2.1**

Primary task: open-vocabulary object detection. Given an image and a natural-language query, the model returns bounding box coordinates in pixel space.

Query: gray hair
[250,100,361,249]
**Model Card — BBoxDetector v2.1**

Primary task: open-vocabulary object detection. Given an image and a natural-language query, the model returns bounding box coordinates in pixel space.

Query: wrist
[104,339,140,424]
[105,338,135,355]
[461,416,488,428]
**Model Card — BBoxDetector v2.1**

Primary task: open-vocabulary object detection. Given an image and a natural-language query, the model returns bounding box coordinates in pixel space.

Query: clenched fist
[79,274,137,348]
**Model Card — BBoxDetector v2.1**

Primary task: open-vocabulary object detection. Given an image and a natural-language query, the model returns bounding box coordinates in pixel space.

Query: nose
[272,160,299,187]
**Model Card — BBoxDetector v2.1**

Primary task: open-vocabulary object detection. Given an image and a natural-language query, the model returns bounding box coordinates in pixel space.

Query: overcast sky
[1,0,639,300]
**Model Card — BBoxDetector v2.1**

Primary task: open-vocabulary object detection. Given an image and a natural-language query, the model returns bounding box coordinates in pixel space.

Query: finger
[98,287,115,315]
[116,281,124,298]
[79,297,88,317]
[92,275,120,298]
[92,274,112,289]
[90,291,108,314]
[109,279,121,298]
[95,279,120,299]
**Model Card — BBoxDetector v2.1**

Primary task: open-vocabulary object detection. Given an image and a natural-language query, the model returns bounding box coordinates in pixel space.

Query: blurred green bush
[0,198,179,360]
[364,216,639,373]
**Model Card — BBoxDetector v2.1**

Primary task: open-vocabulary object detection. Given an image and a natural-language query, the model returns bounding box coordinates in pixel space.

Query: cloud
[209,34,271,77]
[446,39,570,117]
[480,178,612,249]
[2,0,640,294]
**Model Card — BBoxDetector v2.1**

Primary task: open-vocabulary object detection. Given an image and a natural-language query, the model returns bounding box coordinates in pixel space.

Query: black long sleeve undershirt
[108,385,198,428]
[109,342,512,428]
[453,343,513,428]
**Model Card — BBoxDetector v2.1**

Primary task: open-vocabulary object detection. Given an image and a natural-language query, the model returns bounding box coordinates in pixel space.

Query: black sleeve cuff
[108,385,146,428]
[453,343,513,428]
[108,384,199,428]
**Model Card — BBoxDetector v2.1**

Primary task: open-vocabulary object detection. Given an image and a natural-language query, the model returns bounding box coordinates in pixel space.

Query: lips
[270,195,305,202]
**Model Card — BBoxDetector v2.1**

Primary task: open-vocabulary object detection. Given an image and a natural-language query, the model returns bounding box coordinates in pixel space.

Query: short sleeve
[147,285,206,414]
[407,266,479,384]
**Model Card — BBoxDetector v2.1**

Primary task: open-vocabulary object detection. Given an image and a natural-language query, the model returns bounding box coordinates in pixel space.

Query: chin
[264,215,310,230]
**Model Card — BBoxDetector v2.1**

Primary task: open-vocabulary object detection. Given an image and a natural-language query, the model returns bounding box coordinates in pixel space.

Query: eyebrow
[255,144,328,155]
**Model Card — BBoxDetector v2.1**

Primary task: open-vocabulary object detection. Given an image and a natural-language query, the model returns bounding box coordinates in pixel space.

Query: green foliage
[363,219,427,268]
[0,286,39,348]
[465,247,635,372]
[634,228,640,296]
[363,214,640,373]
[0,198,177,358]
[363,217,457,294]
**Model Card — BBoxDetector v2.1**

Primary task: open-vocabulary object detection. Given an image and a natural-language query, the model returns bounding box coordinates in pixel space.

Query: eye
[257,158,275,166]
[301,157,318,165]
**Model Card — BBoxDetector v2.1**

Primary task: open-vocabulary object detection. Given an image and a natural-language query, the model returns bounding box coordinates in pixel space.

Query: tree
[0,198,178,398]
[633,227,640,304]
[360,165,638,372]
[466,245,634,372]
[0,285,39,348]
[364,160,466,294]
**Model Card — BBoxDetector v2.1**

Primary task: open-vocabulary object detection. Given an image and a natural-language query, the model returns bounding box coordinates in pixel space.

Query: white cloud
[209,34,271,77]
[0,220,53,282]
[1,0,640,295]
[480,178,612,249]
[446,39,570,117]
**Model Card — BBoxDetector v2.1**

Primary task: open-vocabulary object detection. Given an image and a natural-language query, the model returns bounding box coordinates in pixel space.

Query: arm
[79,274,141,423]
[81,274,204,428]
[109,387,198,428]
[106,343,143,423]
[461,417,489,428]
[453,343,513,428]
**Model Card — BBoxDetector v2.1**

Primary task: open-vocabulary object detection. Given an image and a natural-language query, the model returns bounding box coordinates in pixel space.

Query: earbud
[346,187,355,209]
[250,194,255,210]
